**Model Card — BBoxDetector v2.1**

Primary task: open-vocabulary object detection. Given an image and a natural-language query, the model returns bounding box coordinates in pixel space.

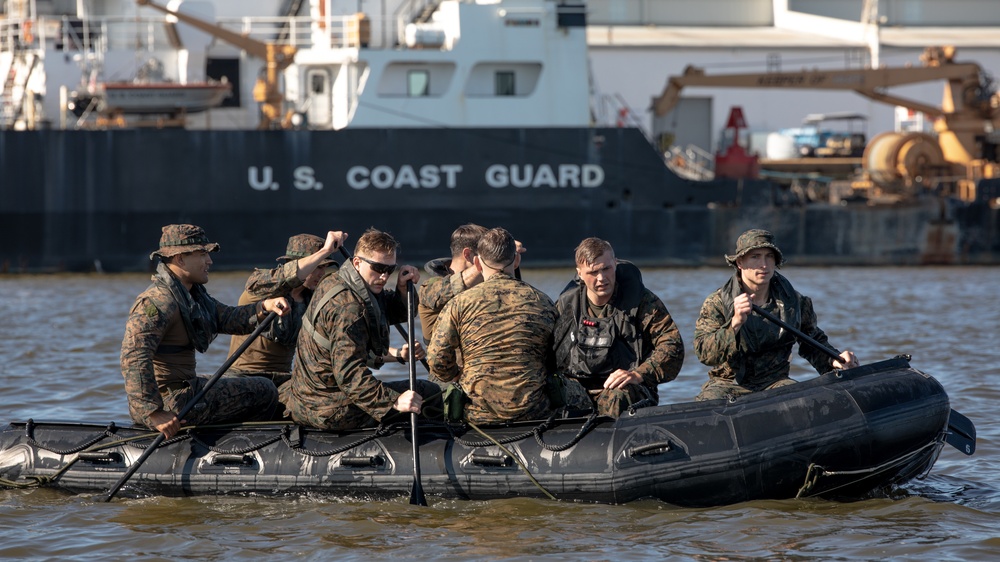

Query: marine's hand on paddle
[731,292,753,332]
[149,410,184,439]
[322,230,349,254]
[833,350,860,369]
[396,265,420,292]
[394,390,423,414]
[262,297,291,316]
[399,342,425,362]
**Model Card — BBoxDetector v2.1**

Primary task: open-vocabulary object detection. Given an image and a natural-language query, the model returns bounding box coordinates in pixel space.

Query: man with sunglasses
[283,228,442,430]
[427,228,555,423]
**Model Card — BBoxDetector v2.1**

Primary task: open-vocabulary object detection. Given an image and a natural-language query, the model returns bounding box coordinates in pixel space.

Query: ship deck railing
[0,12,435,56]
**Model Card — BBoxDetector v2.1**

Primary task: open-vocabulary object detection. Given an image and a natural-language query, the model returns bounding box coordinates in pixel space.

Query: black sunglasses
[358,255,398,276]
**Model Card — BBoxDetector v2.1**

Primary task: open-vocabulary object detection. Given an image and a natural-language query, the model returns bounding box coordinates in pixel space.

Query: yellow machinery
[653,47,1000,199]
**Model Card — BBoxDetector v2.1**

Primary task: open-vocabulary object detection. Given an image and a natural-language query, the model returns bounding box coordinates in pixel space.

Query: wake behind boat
[0,357,970,506]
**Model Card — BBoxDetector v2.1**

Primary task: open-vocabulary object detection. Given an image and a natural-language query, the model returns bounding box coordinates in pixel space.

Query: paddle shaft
[101,310,278,502]
[406,281,428,506]
[750,303,841,363]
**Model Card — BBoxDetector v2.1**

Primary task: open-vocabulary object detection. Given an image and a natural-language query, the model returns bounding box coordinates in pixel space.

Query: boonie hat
[725,229,784,267]
[277,233,336,267]
[150,224,220,260]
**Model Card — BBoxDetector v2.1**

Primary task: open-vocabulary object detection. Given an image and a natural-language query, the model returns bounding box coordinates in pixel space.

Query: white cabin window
[495,71,516,96]
[408,70,430,97]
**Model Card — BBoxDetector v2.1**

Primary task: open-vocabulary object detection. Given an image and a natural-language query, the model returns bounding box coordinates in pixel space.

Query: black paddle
[338,246,429,504]
[750,303,976,455]
[406,280,428,506]
[101,310,279,502]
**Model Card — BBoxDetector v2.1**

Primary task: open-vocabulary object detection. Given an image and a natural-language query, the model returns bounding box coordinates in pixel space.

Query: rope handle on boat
[280,423,396,457]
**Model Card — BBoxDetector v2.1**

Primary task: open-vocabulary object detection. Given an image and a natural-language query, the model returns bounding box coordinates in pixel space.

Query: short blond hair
[574,237,613,266]
[355,227,399,257]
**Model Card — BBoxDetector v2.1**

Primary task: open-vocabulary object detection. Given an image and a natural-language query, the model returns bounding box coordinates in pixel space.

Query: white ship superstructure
[1,0,590,130]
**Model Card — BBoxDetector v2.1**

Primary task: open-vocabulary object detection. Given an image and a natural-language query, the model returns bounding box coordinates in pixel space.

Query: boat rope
[446,409,600,451]
[467,421,557,501]
[795,440,942,499]
[281,424,397,457]
[24,418,121,455]
[533,411,601,452]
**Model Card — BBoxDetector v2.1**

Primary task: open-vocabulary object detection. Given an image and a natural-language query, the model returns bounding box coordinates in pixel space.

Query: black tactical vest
[554,261,645,382]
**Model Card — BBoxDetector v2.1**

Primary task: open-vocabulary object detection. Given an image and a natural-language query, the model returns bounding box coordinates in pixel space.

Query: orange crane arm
[652,58,984,119]
[137,0,280,63]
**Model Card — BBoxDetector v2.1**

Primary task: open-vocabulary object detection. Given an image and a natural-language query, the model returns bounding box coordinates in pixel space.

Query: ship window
[495,71,515,96]
[311,73,327,94]
[408,70,430,97]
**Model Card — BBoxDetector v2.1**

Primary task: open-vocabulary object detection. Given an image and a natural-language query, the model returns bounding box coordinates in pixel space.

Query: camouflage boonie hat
[149,224,220,260]
[725,229,784,267]
[277,234,335,266]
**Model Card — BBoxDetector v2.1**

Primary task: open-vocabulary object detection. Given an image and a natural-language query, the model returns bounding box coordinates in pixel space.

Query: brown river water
[1,267,998,560]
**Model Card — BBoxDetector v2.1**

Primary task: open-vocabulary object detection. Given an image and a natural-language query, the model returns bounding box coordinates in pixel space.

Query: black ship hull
[2,127,998,271]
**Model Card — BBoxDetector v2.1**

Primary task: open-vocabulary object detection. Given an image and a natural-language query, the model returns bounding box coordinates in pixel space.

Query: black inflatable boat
[0,357,965,506]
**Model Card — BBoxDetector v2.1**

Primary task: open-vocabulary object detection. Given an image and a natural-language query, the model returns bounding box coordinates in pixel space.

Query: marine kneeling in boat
[553,238,686,417]
[228,231,348,390]
[427,228,556,423]
[694,229,859,401]
[120,224,291,439]
[283,228,442,430]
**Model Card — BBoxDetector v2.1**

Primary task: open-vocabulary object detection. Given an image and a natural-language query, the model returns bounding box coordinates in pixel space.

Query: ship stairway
[0,50,37,129]
[411,1,443,23]
[274,0,307,44]
[665,144,716,181]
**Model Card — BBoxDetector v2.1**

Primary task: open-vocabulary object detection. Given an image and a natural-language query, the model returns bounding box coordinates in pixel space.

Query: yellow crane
[653,47,1000,197]
[136,0,298,129]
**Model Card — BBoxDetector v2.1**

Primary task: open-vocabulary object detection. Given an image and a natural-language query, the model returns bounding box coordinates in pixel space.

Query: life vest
[300,268,390,369]
[554,261,645,381]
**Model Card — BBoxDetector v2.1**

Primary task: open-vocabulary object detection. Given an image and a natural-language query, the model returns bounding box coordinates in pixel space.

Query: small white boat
[99,81,232,115]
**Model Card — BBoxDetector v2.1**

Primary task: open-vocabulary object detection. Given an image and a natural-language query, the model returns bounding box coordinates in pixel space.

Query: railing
[664,144,715,181]
[0,14,393,54]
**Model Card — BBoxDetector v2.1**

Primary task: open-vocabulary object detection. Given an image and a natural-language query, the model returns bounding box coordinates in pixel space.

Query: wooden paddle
[750,303,976,456]
[406,280,428,506]
[101,310,279,501]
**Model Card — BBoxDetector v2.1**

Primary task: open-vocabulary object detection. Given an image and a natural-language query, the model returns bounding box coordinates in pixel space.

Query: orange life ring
[22,20,34,44]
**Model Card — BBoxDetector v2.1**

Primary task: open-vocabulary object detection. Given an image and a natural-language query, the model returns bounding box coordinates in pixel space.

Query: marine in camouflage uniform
[417,224,487,345]
[283,228,440,430]
[228,232,344,388]
[427,228,555,424]
[120,225,287,437]
[553,239,685,417]
[694,229,859,401]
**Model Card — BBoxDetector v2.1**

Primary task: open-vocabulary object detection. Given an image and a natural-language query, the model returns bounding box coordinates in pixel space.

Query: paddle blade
[945,409,976,456]
[410,479,428,506]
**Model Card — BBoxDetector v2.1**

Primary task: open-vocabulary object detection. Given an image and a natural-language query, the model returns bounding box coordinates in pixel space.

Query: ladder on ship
[0,50,38,129]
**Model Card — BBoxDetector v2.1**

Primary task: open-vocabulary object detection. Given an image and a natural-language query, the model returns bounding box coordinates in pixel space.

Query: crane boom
[652,47,1000,167]
[136,0,298,129]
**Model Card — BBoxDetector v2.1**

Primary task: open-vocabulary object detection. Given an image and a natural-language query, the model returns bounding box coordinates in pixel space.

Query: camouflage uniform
[417,269,468,345]
[283,263,440,430]
[120,225,278,429]
[229,234,336,386]
[693,270,842,401]
[554,262,685,417]
[427,273,555,424]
